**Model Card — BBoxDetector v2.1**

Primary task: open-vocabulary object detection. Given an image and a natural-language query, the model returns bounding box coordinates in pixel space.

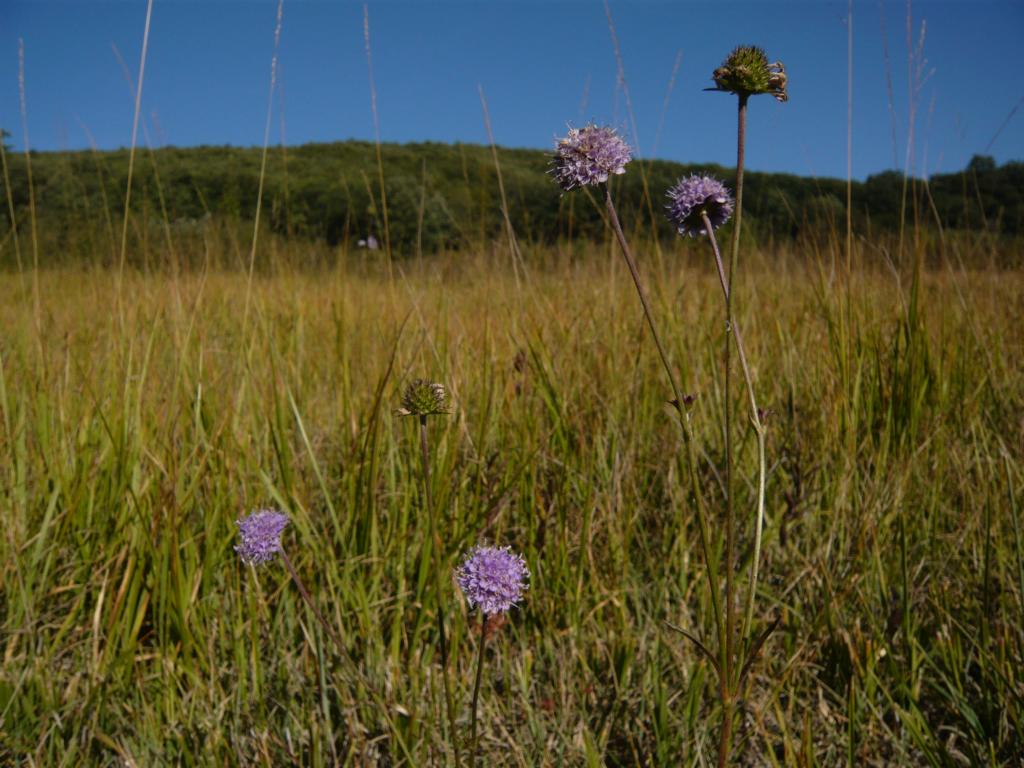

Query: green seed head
[711,45,788,102]
[398,379,449,417]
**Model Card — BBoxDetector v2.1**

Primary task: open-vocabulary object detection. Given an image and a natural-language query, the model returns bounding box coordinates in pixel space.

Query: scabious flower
[235,509,290,565]
[666,175,734,237]
[456,545,529,615]
[710,45,788,102]
[397,379,449,417]
[551,124,632,191]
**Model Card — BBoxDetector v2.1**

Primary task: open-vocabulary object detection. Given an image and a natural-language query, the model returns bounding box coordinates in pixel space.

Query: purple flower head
[456,545,530,615]
[234,509,290,565]
[551,124,632,191]
[666,175,734,237]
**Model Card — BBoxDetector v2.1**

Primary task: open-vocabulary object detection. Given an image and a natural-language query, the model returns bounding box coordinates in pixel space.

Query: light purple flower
[234,509,290,565]
[551,124,632,191]
[666,174,734,237]
[456,545,530,615]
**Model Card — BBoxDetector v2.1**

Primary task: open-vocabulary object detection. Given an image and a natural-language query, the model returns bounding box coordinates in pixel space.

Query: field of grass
[0,232,1021,765]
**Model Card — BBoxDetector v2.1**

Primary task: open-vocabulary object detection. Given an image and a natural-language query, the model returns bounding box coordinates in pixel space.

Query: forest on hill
[1,134,1021,261]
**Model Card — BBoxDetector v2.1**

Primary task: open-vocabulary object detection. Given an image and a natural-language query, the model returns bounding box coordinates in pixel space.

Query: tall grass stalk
[114,0,153,325]
[363,3,393,279]
[0,134,24,292]
[243,0,284,330]
[16,40,41,333]
[478,85,524,290]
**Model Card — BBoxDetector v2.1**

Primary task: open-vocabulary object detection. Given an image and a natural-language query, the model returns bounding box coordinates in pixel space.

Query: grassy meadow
[0,221,1022,764]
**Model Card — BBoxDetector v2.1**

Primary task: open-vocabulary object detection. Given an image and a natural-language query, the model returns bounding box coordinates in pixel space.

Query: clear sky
[1,0,1021,180]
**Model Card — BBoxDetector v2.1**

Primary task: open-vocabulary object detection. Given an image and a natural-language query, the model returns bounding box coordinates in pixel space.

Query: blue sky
[1,0,1021,180]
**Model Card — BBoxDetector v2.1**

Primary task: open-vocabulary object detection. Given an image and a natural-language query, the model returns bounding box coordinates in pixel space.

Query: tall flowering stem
[704,44,786,766]
[279,549,348,657]
[552,124,724,662]
[456,545,529,766]
[419,415,461,766]
[399,379,460,764]
[702,212,767,652]
[722,96,744,766]
[234,510,412,762]
[603,184,724,654]
[469,613,487,765]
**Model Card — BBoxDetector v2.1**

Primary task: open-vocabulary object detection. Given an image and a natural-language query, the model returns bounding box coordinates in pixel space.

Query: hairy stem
[281,549,346,658]
[420,415,461,767]
[603,183,725,663]
[279,550,413,763]
[705,214,768,658]
[469,613,487,766]
[718,91,749,768]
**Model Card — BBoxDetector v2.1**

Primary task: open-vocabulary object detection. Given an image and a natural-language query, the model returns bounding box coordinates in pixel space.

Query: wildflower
[397,379,449,417]
[551,124,632,191]
[710,45,788,102]
[666,175,734,237]
[456,545,529,615]
[234,509,290,565]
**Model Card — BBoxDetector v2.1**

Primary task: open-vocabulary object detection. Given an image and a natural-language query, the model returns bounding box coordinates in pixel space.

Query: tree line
[1,134,1021,262]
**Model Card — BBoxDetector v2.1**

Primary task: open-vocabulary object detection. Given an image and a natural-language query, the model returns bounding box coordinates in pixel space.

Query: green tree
[967,154,997,174]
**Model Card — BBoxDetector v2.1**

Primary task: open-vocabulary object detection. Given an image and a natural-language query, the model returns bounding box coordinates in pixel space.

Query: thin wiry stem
[603,183,725,659]
[115,0,153,328]
[704,212,767,649]
[0,131,25,294]
[469,613,487,766]
[280,549,346,657]
[420,415,461,768]
[243,0,284,331]
[717,90,748,768]
[363,4,393,279]
[278,550,413,763]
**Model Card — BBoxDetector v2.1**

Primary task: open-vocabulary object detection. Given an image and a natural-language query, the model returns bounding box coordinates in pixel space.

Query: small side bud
[670,393,698,414]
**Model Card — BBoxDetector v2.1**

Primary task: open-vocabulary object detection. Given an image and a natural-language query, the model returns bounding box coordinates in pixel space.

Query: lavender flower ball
[551,124,632,191]
[666,174,734,237]
[234,509,290,565]
[456,545,530,615]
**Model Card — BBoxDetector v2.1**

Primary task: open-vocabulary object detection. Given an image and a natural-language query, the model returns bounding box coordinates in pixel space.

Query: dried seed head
[711,46,788,102]
[398,379,449,417]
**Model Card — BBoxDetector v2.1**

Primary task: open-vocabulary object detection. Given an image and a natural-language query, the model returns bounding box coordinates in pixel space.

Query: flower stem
[281,549,347,657]
[603,183,725,663]
[718,90,749,768]
[279,549,414,763]
[603,186,682,410]
[725,93,771,657]
[720,252,736,768]
[469,613,487,766]
[729,94,748,284]
[420,415,461,768]
[704,212,768,665]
